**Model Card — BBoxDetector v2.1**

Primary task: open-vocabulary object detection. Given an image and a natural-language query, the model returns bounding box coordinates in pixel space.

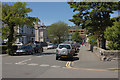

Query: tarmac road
[2,46,119,78]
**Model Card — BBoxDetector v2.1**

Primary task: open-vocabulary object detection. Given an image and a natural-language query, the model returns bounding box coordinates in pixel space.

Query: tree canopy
[48,21,69,44]
[72,31,83,43]
[67,2,120,49]
[104,17,120,50]
[1,2,40,55]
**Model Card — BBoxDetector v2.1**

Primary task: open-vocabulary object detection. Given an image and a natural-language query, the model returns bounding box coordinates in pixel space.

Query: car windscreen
[19,45,31,49]
[59,45,71,49]
[48,44,53,46]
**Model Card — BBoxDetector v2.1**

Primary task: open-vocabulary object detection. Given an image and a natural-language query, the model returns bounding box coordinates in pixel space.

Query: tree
[48,21,69,44]
[1,2,40,55]
[104,20,120,50]
[0,25,10,39]
[72,31,83,43]
[67,2,119,49]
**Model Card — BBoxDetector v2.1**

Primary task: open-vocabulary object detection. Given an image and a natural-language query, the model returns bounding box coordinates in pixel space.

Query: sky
[26,2,119,26]
[26,2,76,26]
[2,2,119,26]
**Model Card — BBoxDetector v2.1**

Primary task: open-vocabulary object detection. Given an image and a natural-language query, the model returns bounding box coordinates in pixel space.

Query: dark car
[2,43,6,45]
[40,42,48,47]
[72,43,80,53]
[34,44,43,53]
[15,45,34,55]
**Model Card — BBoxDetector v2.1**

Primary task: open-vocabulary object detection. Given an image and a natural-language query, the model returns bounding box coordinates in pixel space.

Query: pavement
[72,45,118,71]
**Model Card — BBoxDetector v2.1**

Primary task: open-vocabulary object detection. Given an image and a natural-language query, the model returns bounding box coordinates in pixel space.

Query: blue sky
[3,2,118,26]
[26,2,119,26]
[27,2,76,26]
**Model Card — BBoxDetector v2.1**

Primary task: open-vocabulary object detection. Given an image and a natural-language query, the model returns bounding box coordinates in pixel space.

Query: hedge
[0,45,18,54]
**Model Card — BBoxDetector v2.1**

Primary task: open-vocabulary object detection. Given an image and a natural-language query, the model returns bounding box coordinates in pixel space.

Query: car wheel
[31,50,34,55]
[42,48,43,52]
[38,49,41,53]
[56,56,59,60]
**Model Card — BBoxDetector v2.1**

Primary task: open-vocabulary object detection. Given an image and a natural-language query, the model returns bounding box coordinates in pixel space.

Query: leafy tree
[48,21,69,44]
[111,16,120,23]
[72,31,83,43]
[104,21,120,50]
[67,2,119,49]
[0,25,10,39]
[1,2,40,55]
[87,34,97,45]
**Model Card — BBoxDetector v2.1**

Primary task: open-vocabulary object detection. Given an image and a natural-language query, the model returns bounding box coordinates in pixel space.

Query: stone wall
[93,46,120,61]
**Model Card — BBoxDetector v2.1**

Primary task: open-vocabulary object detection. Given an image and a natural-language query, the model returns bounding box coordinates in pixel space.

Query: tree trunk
[101,35,106,49]
[58,36,61,44]
[7,25,14,55]
[97,38,102,48]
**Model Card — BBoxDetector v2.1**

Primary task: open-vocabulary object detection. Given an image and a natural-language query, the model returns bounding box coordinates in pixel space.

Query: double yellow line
[66,61,72,68]
[65,61,119,72]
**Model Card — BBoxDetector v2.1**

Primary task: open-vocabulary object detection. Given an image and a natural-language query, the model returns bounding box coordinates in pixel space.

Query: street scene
[2,45,118,78]
[0,1,120,79]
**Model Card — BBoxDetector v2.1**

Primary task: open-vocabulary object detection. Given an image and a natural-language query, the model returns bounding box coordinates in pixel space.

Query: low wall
[93,46,120,61]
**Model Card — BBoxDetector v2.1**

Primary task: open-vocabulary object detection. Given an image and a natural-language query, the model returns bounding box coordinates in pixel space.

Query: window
[59,45,71,49]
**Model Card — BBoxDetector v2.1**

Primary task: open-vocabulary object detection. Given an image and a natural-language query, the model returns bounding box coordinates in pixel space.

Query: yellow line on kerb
[65,61,119,72]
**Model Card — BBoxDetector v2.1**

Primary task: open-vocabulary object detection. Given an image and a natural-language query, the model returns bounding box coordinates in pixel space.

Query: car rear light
[56,50,59,53]
[70,50,72,53]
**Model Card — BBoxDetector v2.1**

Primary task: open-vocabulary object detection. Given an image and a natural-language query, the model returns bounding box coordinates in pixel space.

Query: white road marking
[27,63,39,66]
[36,56,42,57]
[40,64,50,67]
[15,63,27,65]
[15,58,31,65]
[4,63,12,64]
[62,67,65,68]
[45,55,52,56]
[51,65,61,68]
[9,56,31,58]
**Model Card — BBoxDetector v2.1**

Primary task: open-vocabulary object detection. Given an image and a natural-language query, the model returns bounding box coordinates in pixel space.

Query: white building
[16,25,35,44]
[34,22,49,42]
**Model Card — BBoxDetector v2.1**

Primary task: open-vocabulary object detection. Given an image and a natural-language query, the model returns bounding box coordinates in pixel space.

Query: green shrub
[104,21,120,50]
[0,45,18,54]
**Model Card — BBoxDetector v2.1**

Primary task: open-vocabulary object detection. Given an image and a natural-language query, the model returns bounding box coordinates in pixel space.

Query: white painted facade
[34,22,49,42]
[16,25,35,44]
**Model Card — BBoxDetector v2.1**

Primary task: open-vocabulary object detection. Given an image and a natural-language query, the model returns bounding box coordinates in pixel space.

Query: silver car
[15,45,34,55]
[56,43,75,60]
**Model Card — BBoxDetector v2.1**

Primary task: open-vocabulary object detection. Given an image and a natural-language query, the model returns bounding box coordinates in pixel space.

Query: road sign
[92,40,94,42]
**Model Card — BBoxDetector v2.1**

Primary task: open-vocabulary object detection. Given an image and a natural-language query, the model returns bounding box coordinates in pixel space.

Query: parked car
[33,44,43,53]
[56,43,75,60]
[72,43,80,53]
[15,45,34,55]
[40,42,48,47]
[13,42,23,48]
[55,44,59,48]
[2,43,6,45]
[47,44,56,49]
[13,42,23,46]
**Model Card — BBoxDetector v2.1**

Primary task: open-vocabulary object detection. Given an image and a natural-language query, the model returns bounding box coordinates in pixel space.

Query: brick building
[67,26,86,43]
